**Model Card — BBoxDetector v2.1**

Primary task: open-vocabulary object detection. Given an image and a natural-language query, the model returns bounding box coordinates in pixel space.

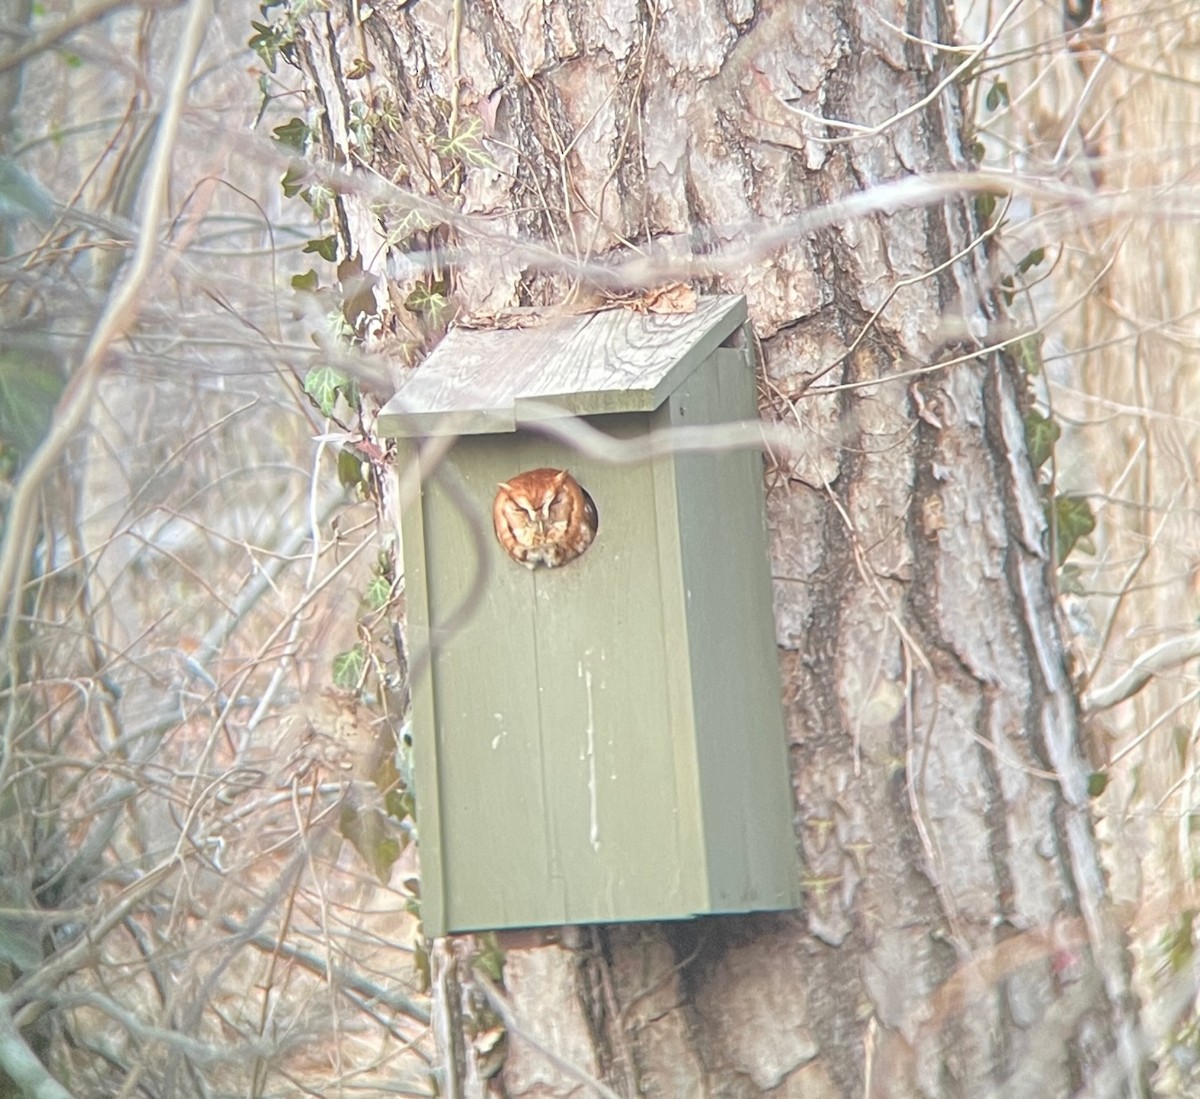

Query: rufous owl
[492,467,598,569]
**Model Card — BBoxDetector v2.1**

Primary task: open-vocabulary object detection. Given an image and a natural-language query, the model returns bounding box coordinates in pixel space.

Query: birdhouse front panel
[407,422,713,933]
[385,297,800,935]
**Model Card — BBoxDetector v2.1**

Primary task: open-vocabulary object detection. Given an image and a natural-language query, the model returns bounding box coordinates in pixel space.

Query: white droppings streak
[584,668,600,852]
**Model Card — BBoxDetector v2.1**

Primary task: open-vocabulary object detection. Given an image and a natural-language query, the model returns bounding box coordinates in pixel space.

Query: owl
[492,467,598,569]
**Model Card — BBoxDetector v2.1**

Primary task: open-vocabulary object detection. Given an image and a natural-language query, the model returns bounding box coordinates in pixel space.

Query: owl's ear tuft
[552,469,569,487]
[497,481,513,492]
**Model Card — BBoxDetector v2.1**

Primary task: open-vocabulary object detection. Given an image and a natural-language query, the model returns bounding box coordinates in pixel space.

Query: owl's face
[493,467,598,569]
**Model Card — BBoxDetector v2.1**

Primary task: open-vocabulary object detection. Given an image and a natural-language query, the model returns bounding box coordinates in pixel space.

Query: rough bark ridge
[294,1,1142,1095]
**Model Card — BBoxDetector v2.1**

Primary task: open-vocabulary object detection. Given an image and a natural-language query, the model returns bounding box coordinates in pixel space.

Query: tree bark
[294,1,1143,1094]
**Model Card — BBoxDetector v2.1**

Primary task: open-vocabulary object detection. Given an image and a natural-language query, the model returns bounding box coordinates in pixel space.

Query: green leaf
[273,117,311,152]
[433,115,496,169]
[1015,246,1046,275]
[975,192,996,224]
[1161,909,1197,974]
[1174,723,1191,768]
[985,80,1009,111]
[0,350,63,458]
[1016,334,1044,376]
[387,787,415,823]
[339,803,401,884]
[404,279,450,318]
[347,99,375,152]
[1058,563,1085,595]
[280,164,308,198]
[337,447,366,489]
[248,19,282,71]
[363,573,392,611]
[473,933,506,982]
[0,157,56,222]
[380,206,433,248]
[302,182,333,220]
[1050,494,1096,564]
[303,234,337,262]
[332,644,367,689]
[291,269,319,292]
[1025,410,1060,471]
[303,365,351,416]
[1087,771,1109,798]
[413,938,431,993]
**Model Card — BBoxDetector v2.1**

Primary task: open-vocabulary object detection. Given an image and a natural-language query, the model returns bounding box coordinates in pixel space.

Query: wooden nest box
[379,295,798,935]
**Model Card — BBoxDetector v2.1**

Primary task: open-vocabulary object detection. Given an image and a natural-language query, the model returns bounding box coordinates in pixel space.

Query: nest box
[379,295,799,935]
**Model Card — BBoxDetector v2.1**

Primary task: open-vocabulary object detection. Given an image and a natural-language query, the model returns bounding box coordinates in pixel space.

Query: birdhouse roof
[378,294,746,437]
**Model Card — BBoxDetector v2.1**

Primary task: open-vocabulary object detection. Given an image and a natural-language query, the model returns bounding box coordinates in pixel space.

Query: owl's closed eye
[493,468,598,569]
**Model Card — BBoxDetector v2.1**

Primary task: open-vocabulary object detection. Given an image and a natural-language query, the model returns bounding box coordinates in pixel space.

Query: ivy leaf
[1058,563,1085,595]
[303,365,351,416]
[473,933,506,982]
[291,268,319,292]
[1025,410,1060,471]
[337,447,366,489]
[0,350,63,458]
[303,235,337,262]
[1051,494,1096,564]
[363,573,392,611]
[985,80,1010,111]
[280,165,308,198]
[339,802,401,884]
[1015,246,1046,275]
[413,938,431,993]
[1087,771,1109,797]
[1016,334,1044,376]
[332,644,367,689]
[433,116,496,169]
[1162,909,1198,975]
[387,787,415,823]
[302,182,333,220]
[348,99,375,151]
[404,278,450,318]
[272,117,310,152]
[249,19,287,72]
[975,192,996,224]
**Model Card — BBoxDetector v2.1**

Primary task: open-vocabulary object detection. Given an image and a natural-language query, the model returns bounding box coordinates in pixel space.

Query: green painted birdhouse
[379,295,798,936]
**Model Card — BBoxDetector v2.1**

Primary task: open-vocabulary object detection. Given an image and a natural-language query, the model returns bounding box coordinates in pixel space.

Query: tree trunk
[1015,0,1200,908]
[979,11,1200,1082]
[293,1,1143,1094]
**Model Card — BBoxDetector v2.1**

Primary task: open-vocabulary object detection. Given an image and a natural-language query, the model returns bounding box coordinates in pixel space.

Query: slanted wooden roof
[377,294,746,437]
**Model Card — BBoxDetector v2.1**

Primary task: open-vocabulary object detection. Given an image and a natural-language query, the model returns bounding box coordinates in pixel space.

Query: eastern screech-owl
[492,467,598,569]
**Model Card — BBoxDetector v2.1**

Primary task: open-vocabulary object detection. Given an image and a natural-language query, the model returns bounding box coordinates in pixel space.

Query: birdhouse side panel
[659,348,800,912]
[394,450,450,934]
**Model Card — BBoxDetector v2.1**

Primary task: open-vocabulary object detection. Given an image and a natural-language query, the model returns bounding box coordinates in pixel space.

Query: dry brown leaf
[628,282,698,315]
